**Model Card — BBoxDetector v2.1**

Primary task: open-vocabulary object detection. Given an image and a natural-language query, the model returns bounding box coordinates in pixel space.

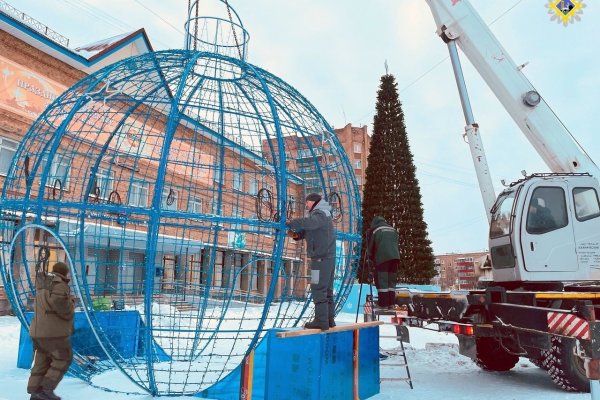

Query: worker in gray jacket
[287,193,336,330]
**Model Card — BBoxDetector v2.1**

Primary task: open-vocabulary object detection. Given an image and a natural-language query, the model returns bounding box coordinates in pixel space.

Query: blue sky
[12,0,600,254]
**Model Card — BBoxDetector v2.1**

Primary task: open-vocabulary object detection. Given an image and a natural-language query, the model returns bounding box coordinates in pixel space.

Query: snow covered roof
[0,6,153,74]
[73,29,153,63]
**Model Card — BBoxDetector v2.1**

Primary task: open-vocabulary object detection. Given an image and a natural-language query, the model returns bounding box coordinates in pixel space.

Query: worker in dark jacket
[366,216,400,308]
[27,262,74,400]
[287,193,336,330]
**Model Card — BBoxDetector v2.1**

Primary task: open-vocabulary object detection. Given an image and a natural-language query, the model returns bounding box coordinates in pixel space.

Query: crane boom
[425,0,600,177]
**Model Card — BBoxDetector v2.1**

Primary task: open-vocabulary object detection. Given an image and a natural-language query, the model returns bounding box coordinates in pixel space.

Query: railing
[0,0,70,47]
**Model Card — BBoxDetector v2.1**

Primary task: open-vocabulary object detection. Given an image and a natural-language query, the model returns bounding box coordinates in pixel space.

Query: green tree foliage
[359,74,436,284]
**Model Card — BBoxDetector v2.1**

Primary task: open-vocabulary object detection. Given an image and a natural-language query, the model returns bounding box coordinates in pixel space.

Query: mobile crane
[389,0,600,393]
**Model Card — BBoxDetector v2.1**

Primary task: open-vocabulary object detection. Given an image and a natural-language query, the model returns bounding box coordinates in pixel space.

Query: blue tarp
[17,310,169,370]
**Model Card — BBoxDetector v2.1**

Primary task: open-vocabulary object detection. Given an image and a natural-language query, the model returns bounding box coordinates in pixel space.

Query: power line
[68,0,178,49]
[133,0,185,36]
[351,0,524,124]
[399,0,523,95]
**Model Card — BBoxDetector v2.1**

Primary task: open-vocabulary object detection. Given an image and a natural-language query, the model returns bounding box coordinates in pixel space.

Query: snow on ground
[0,313,593,399]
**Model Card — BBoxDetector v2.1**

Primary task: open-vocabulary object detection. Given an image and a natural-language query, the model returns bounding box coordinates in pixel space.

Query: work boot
[305,320,329,330]
[329,319,336,328]
[28,386,41,399]
[31,389,61,400]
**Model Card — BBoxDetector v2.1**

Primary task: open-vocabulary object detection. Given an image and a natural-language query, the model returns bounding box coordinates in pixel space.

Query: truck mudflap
[457,334,476,359]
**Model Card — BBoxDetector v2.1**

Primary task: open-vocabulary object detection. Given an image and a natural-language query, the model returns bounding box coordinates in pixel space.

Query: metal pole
[446,40,496,222]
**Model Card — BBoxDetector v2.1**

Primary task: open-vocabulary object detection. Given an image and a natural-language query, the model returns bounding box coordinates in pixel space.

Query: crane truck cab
[399,1,600,392]
[490,173,600,287]
[425,0,600,287]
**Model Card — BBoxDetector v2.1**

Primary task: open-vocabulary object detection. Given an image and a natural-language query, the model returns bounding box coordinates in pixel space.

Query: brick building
[0,4,323,314]
[432,251,492,290]
[333,124,370,196]
[0,5,157,314]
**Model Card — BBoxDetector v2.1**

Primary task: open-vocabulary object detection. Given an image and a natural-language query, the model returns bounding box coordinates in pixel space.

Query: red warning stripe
[239,350,254,400]
[547,312,590,339]
[363,301,373,317]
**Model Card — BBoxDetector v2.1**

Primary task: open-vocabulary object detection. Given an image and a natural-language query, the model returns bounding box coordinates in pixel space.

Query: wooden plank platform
[276,321,384,338]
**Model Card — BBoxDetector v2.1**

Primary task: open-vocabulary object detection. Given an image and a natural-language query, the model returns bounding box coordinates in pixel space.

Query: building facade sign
[0,55,66,119]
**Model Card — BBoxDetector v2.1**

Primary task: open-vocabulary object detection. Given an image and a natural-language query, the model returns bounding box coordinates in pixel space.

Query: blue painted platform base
[199,323,381,400]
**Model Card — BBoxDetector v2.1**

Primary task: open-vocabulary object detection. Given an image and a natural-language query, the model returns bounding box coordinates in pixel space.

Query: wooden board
[276,321,384,338]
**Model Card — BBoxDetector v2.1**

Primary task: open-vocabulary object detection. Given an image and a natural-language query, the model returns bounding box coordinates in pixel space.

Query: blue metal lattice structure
[0,1,361,396]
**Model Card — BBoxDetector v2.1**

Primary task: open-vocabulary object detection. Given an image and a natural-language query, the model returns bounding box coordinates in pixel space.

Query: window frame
[232,171,243,192]
[188,197,203,214]
[129,180,149,208]
[0,137,18,176]
[525,186,568,235]
[248,177,258,195]
[92,168,115,200]
[573,187,600,222]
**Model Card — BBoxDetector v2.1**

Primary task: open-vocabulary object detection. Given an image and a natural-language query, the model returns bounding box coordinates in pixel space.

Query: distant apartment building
[432,251,492,290]
[334,124,370,196]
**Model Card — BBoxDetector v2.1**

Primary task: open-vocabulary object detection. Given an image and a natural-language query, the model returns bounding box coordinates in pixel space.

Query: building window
[288,194,296,213]
[36,154,73,190]
[213,166,222,184]
[297,148,310,159]
[129,180,149,207]
[354,142,362,153]
[0,137,18,175]
[47,154,73,190]
[92,168,114,200]
[161,189,178,211]
[356,176,362,185]
[248,178,258,195]
[233,171,243,191]
[354,160,362,169]
[297,148,321,159]
[188,197,203,214]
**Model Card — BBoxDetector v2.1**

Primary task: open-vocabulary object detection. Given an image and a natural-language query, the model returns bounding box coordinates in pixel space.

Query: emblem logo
[546,0,586,26]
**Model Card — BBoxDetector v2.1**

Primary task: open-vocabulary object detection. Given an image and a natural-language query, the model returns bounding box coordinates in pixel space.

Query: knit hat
[305,193,322,203]
[52,262,69,276]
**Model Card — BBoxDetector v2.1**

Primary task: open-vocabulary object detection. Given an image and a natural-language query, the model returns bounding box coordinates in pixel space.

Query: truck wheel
[542,336,589,392]
[474,337,519,371]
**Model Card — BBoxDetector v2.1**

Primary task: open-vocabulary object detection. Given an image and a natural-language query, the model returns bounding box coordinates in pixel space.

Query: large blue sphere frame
[0,23,361,396]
